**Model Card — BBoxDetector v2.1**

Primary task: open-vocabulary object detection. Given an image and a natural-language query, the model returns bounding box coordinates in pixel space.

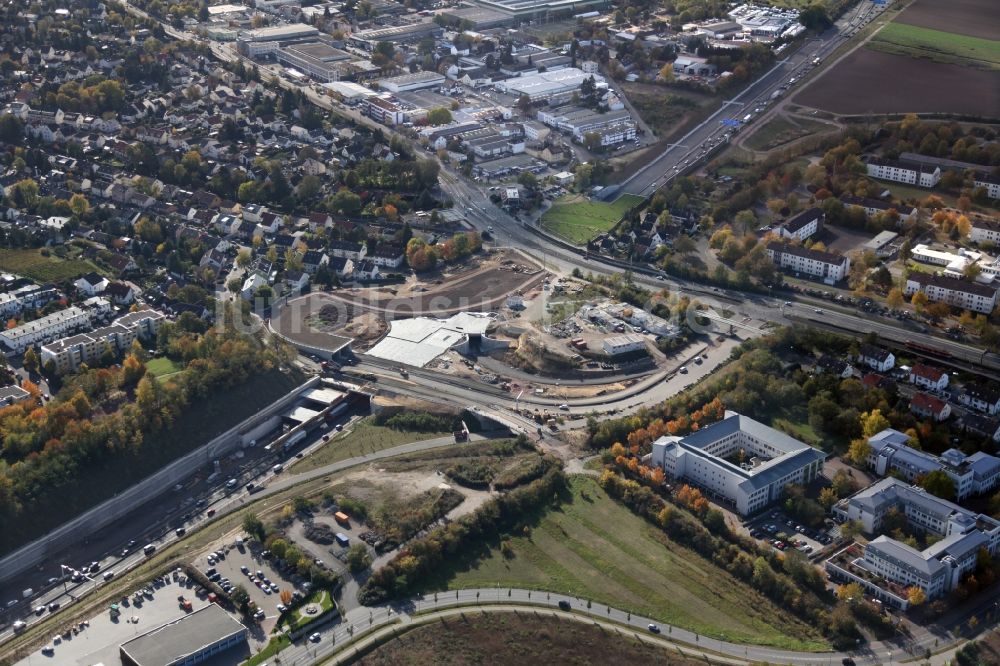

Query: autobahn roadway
[620,0,887,197]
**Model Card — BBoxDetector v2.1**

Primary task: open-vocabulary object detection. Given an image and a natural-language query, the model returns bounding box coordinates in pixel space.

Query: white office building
[834,478,1000,599]
[866,428,1000,501]
[649,412,826,515]
[601,333,646,356]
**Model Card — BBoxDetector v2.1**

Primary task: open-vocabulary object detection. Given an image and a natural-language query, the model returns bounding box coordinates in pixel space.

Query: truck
[334,532,350,548]
[334,511,350,526]
[399,367,409,379]
[770,90,782,100]
[178,597,193,612]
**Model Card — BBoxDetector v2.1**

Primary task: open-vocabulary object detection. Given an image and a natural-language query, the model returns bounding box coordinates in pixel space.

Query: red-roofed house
[909,363,949,392]
[910,392,951,422]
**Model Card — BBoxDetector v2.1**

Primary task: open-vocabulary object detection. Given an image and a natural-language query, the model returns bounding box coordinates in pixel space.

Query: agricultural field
[355,613,722,666]
[794,49,1000,117]
[540,194,643,244]
[794,0,1000,117]
[441,475,829,650]
[868,23,1000,69]
[0,247,99,283]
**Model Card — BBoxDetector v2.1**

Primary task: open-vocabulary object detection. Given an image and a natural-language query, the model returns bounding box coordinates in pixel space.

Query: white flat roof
[366,312,495,367]
[302,387,346,405]
[286,406,322,423]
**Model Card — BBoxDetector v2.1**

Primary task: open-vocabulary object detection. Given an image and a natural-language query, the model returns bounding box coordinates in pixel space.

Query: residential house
[284,270,310,294]
[959,383,1000,415]
[815,354,854,378]
[910,392,951,421]
[105,282,136,305]
[371,245,405,269]
[909,363,949,391]
[857,344,895,372]
[301,250,329,274]
[74,272,109,296]
[354,260,379,280]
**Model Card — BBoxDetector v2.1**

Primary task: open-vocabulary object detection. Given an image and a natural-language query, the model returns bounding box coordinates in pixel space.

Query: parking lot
[745,509,834,556]
[192,537,300,638]
[16,571,228,666]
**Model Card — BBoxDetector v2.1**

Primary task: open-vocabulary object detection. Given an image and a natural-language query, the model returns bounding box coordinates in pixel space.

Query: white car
[309,632,322,642]
[558,404,569,411]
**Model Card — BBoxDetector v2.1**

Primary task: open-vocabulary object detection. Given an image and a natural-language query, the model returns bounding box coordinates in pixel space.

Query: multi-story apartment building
[40,308,165,374]
[904,272,998,314]
[0,298,111,353]
[970,217,1000,245]
[866,157,941,188]
[776,207,823,242]
[766,242,850,284]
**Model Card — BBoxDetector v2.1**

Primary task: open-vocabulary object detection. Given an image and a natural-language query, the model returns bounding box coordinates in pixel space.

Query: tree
[231,585,251,614]
[69,193,89,217]
[346,543,373,573]
[242,512,265,542]
[907,586,926,606]
[280,589,293,605]
[919,469,956,501]
[22,346,39,373]
[674,235,696,254]
[911,290,928,313]
[819,487,838,510]
[657,64,675,83]
[847,438,872,466]
[799,4,832,30]
[886,287,904,309]
[860,409,891,439]
[426,107,453,125]
[836,582,864,604]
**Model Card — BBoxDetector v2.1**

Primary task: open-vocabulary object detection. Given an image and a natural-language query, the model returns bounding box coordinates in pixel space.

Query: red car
[207,509,216,517]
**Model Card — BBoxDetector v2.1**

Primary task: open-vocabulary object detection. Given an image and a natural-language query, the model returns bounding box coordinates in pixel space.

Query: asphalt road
[621,1,887,196]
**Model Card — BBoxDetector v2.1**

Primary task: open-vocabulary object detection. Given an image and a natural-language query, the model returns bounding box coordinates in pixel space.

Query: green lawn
[146,357,183,377]
[0,248,100,283]
[279,589,336,632]
[870,23,1000,69]
[540,194,644,245]
[441,475,829,651]
[244,635,291,666]
[290,418,450,473]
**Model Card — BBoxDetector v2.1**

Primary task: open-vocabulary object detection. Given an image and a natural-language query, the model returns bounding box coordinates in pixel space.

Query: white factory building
[378,71,446,93]
[496,68,605,103]
[366,312,506,367]
[649,412,826,515]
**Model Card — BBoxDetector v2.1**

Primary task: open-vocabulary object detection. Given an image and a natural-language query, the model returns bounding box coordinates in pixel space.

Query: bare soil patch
[894,0,999,40]
[794,48,1000,116]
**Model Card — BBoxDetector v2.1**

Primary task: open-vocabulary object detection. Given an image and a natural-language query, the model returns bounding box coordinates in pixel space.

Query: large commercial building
[378,71,446,93]
[904,272,998,314]
[865,428,1000,501]
[120,603,248,666]
[0,298,112,353]
[766,241,850,284]
[276,42,353,82]
[833,478,1000,599]
[496,68,605,103]
[468,0,610,20]
[40,308,165,374]
[348,23,443,50]
[236,23,320,58]
[649,412,826,515]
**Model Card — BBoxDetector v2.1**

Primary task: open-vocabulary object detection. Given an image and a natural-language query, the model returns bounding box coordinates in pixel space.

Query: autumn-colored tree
[649,467,665,485]
[906,586,926,606]
[819,487,838,510]
[860,409,891,439]
[280,589,293,605]
[911,290,928,313]
[886,287,904,309]
[847,438,872,466]
[609,442,626,458]
[5,319,15,330]
[837,582,864,604]
[23,346,39,373]
[122,354,146,386]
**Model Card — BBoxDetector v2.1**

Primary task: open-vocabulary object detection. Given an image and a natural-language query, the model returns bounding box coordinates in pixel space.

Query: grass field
[0,248,99,283]
[744,117,833,152]
[440,476,829,650]
[290,417,450,473]
[869,23,1000,69]
[354,612,723,666]
[145,357,184,377]
[540,194,644,244]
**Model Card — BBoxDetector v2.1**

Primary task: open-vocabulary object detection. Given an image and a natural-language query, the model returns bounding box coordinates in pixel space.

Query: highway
[620,1,887,196]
